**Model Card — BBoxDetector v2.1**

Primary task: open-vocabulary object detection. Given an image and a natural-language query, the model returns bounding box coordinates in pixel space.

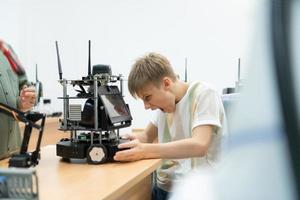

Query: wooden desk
[7,118,161,199]
[0,145,161,200]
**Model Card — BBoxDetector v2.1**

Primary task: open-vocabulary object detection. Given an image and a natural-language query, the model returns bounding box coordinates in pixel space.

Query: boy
[114,52,226,199]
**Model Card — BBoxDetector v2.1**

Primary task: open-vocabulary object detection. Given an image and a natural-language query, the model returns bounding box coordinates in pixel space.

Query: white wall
[1,0,257,129]
[0,1,22,51]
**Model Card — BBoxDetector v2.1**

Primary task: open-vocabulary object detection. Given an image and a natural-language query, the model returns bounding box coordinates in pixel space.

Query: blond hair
[128,53,177,98]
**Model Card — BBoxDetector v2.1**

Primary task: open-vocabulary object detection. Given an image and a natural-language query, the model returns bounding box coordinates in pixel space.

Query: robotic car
[55,41,132,164]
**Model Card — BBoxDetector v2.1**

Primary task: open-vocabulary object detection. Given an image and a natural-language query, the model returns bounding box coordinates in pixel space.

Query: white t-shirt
[151,81,226,192]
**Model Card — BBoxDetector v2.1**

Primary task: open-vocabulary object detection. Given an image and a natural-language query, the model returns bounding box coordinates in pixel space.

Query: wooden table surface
[1,118,161,200]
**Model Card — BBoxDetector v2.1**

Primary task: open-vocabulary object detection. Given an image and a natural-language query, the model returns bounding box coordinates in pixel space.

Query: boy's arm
[114,125,213,161]
[123,122,158,143]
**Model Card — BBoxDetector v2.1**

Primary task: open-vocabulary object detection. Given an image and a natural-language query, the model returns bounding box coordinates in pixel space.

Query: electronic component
[0,168,38,200]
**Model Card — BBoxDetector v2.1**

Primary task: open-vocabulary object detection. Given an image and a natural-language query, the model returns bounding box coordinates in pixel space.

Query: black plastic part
[222,87,235,95]
[56,140,87,159]
[92,64,112,75]
[8,153,40,168]
[56,138,130,164]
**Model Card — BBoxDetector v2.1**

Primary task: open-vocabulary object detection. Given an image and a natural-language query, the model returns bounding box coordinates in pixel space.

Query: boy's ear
[162,77,172,89]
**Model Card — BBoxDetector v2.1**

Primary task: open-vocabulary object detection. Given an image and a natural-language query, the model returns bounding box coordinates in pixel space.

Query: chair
[221,93,240,134]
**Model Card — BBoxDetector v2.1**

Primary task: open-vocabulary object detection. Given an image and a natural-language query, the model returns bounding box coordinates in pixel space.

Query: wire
[0,105,20,122]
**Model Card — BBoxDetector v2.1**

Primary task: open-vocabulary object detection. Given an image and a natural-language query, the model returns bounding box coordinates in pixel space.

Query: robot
[55,41,132,164]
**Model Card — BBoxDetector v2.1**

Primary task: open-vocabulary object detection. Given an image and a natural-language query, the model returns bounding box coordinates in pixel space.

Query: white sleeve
[192,88,223,130]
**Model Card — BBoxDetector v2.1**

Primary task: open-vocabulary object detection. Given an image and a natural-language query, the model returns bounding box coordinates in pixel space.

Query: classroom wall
[0,0,257,130]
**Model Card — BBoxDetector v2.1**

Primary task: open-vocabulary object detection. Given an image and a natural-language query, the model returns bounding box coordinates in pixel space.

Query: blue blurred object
[170,0,299,199]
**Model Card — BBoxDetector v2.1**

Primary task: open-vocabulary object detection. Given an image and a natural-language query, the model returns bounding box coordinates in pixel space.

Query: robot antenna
[55,41,63,80]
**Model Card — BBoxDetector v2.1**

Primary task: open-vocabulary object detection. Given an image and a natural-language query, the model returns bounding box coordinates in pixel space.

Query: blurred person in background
[0,39,36,159]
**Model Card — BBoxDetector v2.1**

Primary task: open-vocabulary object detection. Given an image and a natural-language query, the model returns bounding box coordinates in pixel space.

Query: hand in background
[19,85,36,111]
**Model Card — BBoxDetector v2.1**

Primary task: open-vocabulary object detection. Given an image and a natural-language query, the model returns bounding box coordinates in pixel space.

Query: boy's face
[137,78,176,113]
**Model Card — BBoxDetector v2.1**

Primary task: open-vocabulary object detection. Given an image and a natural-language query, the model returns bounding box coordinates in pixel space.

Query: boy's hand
[19,85,36,111]
[114,139,145,162]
